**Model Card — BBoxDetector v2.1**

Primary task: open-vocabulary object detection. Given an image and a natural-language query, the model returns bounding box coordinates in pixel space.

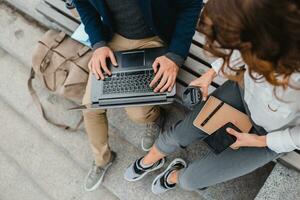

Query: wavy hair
[198,0,300,89]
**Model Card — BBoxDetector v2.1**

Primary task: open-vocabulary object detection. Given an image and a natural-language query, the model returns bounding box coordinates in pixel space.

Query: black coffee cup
[182,86,202,109]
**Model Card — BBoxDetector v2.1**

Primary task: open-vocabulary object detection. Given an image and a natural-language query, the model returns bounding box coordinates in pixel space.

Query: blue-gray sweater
[73,0,203,66]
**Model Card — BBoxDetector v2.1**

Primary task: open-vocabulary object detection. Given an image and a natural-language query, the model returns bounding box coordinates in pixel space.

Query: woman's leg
[176,146,278,191]
[143,80,245,166]
[142,101,208,165]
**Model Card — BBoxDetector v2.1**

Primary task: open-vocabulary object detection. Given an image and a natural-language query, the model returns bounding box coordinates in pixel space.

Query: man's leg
[83,35,163,165]
[109,34,166,151]
[83,34,165,190]
[82,73,116,191]
[82,73,111,167]
[109,35,164,125]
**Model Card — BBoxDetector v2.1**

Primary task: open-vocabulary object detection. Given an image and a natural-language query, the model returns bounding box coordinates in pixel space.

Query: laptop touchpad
[122,51,145,68]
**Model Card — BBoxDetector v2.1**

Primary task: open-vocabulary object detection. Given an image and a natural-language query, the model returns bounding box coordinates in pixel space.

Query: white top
[211,50,300,153]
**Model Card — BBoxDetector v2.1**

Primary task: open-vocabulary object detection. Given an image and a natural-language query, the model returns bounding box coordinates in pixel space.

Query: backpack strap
[28,68,83,132]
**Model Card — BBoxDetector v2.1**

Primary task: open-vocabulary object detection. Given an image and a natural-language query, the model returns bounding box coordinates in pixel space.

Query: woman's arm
[267,126,300,153]
[226,128,267,149]
[211,50,245,74]
[227,126,300,153]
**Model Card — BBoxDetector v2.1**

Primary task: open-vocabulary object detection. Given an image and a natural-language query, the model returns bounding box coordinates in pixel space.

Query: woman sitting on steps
[124,0,300,194]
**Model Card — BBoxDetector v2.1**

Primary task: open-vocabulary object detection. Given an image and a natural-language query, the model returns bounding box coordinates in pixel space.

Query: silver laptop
[88,47,176,109]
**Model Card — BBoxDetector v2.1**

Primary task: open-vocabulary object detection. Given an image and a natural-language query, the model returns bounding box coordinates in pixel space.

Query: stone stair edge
[0,146,55,200]
[0,99,119,200]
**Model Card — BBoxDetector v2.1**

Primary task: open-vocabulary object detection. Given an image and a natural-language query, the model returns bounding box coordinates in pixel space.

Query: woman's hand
[226,128,267,149]
[189,68,217,101]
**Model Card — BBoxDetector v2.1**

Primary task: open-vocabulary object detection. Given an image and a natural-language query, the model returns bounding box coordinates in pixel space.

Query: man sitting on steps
[73,0,202,191]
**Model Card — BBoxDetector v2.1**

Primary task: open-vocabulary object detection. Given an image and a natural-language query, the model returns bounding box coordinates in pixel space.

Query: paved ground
[0,1,299,200]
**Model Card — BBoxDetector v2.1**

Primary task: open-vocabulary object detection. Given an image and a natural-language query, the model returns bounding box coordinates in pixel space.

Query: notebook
[193,96,252,134]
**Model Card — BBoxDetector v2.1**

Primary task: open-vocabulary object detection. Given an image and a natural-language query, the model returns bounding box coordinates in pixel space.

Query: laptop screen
[122,51,145,68]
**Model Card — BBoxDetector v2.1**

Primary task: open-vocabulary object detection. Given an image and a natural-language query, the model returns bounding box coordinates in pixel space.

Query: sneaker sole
[141,140,152,152]
[124,158,166,182]
[151,158,187,194]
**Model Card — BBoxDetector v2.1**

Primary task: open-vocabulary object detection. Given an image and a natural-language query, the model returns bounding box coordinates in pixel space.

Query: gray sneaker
[141,109,166,151]
[124,156,166,182]
[151,158,187,194]
[84,151,116,191]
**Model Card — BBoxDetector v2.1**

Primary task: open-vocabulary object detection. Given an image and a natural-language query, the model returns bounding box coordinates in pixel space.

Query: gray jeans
[155,81,279,191]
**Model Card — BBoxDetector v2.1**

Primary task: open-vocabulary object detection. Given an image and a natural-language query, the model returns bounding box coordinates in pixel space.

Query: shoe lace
[89,162,103,180]
[146,122,160,137]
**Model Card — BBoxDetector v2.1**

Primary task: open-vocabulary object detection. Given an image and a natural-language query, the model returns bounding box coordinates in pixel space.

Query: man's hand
[189,68,216,101]
[88,46,118,80]
[150,56,179,93]
[226,128,267,149]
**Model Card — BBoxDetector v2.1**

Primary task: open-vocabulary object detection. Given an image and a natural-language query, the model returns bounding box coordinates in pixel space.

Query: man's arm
[73,0,106,48]
[168,0,203,60]
[73,0,117,80]
[150,0,202,92]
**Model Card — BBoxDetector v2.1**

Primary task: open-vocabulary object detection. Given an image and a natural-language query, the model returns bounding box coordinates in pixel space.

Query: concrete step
[255,163,300,200]
[0,2,46,67]
[0,100,119,200]
[2,0,55,29]
[0,148,53,200]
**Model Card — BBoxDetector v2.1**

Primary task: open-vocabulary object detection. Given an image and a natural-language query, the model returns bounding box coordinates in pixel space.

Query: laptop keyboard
[103,70,156,94]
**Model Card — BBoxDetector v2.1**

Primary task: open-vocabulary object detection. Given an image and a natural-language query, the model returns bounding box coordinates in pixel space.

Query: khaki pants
[82,34,164,167]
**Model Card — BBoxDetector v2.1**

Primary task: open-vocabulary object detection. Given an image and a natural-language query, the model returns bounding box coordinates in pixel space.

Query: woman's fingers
[226,128,239,137]
[201,85,209,101]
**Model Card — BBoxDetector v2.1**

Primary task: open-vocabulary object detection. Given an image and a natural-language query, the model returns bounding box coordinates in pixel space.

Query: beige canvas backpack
[28,29,92,131]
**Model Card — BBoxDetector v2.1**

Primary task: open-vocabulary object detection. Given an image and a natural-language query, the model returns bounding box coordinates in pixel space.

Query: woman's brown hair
[198,0,300,88]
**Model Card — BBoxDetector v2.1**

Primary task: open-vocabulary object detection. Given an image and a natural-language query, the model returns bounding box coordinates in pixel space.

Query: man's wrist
[92,41,107,51]
[165,52,184,67]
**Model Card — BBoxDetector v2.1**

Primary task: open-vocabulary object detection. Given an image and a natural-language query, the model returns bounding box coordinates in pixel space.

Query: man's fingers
[109,51,118,66]
[99,56,111,76]
[88,60,92,71]
[91,60,100,80]
[154,74,168,92]
[168,77,176,92]
[152,59,159,73]
[150,70,163,87]
[94,60,105,80]
[160,76,173,92]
